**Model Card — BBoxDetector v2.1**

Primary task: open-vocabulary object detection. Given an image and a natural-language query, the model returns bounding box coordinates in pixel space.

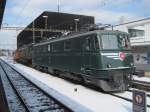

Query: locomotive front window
[101,34,118,49]
[118,34,131,49]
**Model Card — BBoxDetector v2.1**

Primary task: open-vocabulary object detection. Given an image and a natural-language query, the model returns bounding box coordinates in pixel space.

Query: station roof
[0,0,6,27]
[22,11,95,31]
[17,11,95,48]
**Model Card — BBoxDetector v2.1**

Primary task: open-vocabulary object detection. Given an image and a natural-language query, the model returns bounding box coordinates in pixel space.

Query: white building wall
[107,25,128,32]
[112,25,128,32]
[145,24,150,42]
[107,19,150,46]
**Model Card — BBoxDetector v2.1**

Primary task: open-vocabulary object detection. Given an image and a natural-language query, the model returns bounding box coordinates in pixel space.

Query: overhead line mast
[57,0,60,12]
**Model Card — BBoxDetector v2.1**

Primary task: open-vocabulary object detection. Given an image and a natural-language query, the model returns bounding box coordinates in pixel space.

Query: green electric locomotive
[33,30,135,92]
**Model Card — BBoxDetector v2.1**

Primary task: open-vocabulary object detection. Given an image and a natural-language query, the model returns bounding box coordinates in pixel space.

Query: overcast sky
[0,0,150,50]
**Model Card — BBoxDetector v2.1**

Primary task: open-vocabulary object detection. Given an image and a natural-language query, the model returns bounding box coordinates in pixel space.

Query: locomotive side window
[101,34,118,49]
[48,44,51,51]
[82,35,93,51]
[71,38,82,51]
[42,45,45,52]
[94,36,99,50]
[64,40,71,51]
[85,38,90,51]
[52,42,64,52]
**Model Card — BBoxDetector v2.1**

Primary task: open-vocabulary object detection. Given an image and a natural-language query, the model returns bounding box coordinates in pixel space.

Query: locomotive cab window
[101,34,118,49]
[118,34,131,49]
[82,34,98,51]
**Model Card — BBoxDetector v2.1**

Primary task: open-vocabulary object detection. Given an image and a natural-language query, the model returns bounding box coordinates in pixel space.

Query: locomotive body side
[13,49,21,62]
[17,44,32,65]
[32,30,135,92]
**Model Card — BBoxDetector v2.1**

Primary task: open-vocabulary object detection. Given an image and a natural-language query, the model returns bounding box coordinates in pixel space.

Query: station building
[0,0,6,27]
[17,11,95,48]
[108,18,150,72]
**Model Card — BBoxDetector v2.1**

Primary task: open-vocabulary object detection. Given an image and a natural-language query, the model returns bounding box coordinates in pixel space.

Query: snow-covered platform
[2,57,150,112]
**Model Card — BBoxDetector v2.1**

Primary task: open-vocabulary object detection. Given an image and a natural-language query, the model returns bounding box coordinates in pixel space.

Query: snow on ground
[1,57,150,112]
[133,75,150,82]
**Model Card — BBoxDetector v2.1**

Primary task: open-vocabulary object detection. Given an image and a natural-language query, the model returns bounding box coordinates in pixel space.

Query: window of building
[128,29,145,37]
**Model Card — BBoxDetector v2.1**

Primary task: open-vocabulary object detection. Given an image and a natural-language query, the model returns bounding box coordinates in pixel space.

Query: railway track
[0,59,72,112]
[132,80,150,91]
[108,90,150,108]
[1,58,150,111]
[0,64,27,112]
[127,89,150,98]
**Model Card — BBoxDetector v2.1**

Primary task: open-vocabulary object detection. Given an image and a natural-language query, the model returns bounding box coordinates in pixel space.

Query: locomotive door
[82,36,93,74]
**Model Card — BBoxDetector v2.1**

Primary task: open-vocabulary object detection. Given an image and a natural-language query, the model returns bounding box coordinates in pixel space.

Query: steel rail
[0,61,31,112]
[107,91,150,108]
[127,89,150,98]
[132,80,150,91]
[0,59,72,112]
[133,80,150,85]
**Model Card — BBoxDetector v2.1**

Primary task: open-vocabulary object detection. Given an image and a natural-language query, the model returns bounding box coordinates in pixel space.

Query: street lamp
[32,21,35,44]
[42,15,48,40]
[57,0,60,12]
[74,18,79,32]
[42,15,48,29]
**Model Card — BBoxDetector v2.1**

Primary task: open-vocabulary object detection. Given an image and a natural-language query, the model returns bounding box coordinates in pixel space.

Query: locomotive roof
[34,30,128,46]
